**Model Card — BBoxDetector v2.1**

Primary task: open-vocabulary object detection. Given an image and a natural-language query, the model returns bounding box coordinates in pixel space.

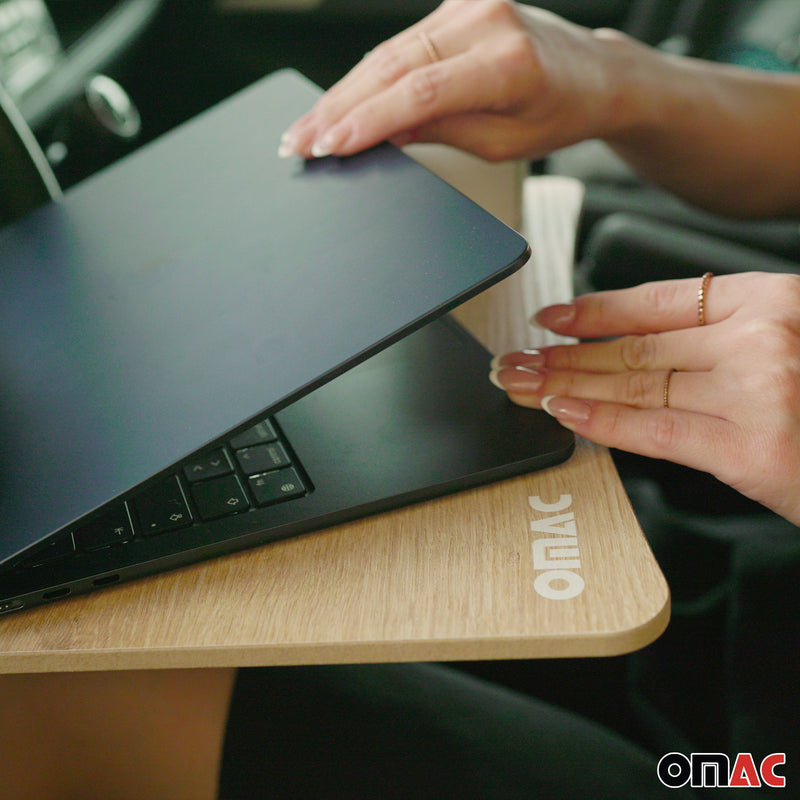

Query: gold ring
[698,272,713,326]
[418,31,441,64]
[663,369,676,408]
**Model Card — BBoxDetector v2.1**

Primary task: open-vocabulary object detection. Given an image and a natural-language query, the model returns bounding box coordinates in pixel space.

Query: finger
[311,26,448,124]
[284,2,539,160]
[300,50,513,158]
[317,0,463,106]
[492,365,714,413]
[278,35,433,156]
[280,5,461,157]
[497,325,724,374]
[539,397,737,478]
[534,274,738,338]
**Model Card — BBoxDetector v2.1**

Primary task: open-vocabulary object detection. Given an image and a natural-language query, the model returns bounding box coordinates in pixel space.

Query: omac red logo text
[658,752,786,789]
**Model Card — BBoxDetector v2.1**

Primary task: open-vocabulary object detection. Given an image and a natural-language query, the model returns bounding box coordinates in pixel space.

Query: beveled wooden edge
[0,600,670,675]
[0,605,672,674]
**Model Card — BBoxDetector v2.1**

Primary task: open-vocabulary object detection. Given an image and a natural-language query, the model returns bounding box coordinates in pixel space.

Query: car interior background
[2,0,799,784]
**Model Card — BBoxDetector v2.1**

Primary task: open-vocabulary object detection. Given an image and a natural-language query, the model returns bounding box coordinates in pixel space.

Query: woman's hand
[278,0,800,216]
[490,272,800,526]
[278,0,634,162]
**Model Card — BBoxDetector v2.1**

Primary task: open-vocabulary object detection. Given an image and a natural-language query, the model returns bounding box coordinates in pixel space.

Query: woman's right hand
[491,272,800,527]
[279,0,638,162]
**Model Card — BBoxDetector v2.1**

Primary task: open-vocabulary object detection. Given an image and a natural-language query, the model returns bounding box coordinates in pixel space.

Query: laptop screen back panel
[0,70,530,565]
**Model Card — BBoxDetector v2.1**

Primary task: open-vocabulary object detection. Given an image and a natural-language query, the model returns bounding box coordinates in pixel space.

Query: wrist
[589,27,682,145]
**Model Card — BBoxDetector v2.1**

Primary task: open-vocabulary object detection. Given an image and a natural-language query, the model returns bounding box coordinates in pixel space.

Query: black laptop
[0,70,573,615]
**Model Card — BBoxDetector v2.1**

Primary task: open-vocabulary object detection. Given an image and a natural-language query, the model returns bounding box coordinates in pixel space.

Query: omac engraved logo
[528,495,584,600]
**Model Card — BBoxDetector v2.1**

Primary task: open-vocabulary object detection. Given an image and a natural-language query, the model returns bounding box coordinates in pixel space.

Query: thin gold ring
[698,272,713,326]
[418,31,441,64]
[663,369,676,408]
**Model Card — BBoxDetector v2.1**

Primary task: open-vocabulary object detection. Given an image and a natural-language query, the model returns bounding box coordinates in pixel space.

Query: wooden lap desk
[0,162,670,674]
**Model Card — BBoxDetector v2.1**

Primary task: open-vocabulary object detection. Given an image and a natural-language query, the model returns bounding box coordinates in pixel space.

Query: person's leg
[0,668,236,800]
[220,663,698,800]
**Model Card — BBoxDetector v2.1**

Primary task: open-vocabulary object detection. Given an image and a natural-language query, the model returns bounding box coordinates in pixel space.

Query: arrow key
[191,474,250,521]
[183,448,233,483]
[134,476,193,537]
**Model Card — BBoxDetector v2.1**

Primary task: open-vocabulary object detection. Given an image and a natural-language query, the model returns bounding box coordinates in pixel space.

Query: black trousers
[219,662,699,800]
[219,473,800,799]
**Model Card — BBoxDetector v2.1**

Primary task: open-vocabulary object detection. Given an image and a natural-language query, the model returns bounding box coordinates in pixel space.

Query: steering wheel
[0,0,162,224]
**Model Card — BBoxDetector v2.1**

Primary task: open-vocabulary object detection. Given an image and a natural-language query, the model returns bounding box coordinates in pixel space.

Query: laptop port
[0,599,25,615]
[92,574,120,587]
[42,586,71,600]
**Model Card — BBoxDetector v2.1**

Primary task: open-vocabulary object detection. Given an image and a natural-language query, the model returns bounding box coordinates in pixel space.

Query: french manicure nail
[278,130,297,159]
[489,368,504,391]
[311,140,333,158]
[489,366,544,393]
[541,395,591,424]
[489,350,545,371]
[311,129,340,158]
[311,124,349,158]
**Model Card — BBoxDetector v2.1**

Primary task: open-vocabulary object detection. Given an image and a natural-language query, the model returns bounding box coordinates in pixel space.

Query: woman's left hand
[277,0,635,162]
[490,272,800,526]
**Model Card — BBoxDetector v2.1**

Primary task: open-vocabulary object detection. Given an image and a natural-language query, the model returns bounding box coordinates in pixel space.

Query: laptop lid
[0,69,530,566]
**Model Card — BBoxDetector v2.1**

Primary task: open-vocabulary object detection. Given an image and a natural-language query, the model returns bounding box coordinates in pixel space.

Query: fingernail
[541,395,591,424]
[278,130,297,159]
[311,124,349,158]
[532,303,576,330]
[489,366,544,393]
[311,141,332,159]
[490,350,545,371]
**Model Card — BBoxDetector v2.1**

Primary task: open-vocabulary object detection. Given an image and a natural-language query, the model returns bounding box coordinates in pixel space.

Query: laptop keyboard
[20,417,309,567]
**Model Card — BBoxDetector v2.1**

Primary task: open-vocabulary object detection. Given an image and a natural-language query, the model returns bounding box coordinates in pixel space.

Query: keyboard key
[18,531,75,568]
[134,476,193,537]
[230,419,278,450]
[183,448,232,483]
[248,467,306,506]
[191,475,250,521]
[235,442,291,475]
[75,504,134,551]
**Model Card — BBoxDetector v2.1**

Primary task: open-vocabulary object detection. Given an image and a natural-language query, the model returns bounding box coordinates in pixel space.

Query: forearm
[594,30,800,218]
